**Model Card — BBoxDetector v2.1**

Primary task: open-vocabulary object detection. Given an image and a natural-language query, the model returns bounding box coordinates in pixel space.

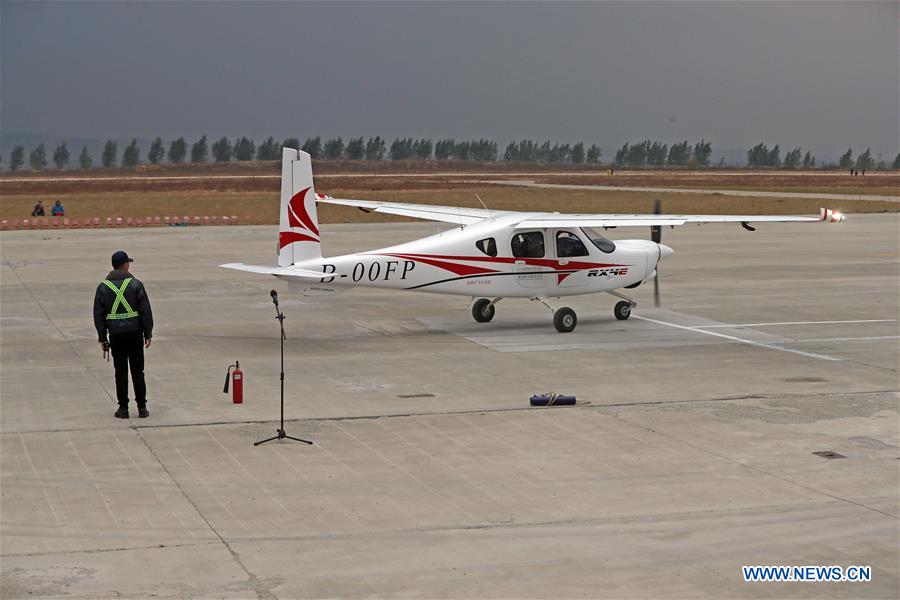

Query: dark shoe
[114,406,129,419]
[138,405,149,418]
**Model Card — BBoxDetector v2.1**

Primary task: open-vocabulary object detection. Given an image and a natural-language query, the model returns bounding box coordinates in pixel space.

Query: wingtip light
[820,208,845,223]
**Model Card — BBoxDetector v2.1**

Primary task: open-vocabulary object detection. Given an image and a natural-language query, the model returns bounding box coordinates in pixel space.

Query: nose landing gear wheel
[553,307,577,333]
[614,300,633,320]
[472,298,495,323]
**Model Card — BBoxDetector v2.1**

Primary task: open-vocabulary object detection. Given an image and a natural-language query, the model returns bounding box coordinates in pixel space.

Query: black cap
[111,250,134,267]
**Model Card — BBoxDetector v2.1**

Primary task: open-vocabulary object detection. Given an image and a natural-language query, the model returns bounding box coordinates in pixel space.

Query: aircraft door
[511,231,548,290]
[555,229,591,289]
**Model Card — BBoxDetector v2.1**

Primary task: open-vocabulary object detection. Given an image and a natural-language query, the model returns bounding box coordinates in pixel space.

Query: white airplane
[222,148,844,332]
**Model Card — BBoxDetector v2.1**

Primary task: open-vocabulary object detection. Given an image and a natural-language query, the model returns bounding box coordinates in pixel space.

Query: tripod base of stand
[254,429,313,446]
[255,297,313,448]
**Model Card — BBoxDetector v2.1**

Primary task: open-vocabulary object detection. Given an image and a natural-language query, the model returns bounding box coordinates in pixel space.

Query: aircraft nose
[657,243,674,261]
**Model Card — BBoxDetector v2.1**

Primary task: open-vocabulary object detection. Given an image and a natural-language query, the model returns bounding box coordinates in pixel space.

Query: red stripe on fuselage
[382,253,498,276]
[372,252,627,279]
[386,252,624,270]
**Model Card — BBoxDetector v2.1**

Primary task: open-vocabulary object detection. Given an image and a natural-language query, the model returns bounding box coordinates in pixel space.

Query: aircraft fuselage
[281,215,666,298]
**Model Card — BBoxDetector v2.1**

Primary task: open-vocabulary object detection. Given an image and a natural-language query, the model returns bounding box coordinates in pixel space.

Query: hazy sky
[2,1,898,160]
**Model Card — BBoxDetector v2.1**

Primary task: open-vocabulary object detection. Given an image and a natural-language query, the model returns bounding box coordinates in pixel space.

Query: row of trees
[613,140,712,167]
[503,140,601,164]
[4,136,502,169]
[837,147,877,171]
[4,137,900,171]
[747,143,817,168]
[6,139,148,170]
[3,136,283,171]
[746,144,881,170]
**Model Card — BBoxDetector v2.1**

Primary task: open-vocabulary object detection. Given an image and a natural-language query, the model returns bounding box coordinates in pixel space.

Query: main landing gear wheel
[553,307,577,333]
[472,298,495,323]
[614,300,633,321]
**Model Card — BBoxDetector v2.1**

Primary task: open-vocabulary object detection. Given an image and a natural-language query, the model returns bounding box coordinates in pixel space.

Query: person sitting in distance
[31,200,45,216]
[51,200,64,216]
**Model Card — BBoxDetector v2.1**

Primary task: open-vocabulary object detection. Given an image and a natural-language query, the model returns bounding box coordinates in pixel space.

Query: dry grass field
[1,162,897,225]
[531,172,899,196]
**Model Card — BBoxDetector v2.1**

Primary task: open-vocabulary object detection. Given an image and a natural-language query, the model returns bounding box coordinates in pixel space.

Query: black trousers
[109,331,146,407]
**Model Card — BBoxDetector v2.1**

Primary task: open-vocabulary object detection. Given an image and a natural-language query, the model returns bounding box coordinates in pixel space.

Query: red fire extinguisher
[224,361,243,404]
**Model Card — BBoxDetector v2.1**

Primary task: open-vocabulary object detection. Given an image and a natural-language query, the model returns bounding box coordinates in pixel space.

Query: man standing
[93,251,153,418]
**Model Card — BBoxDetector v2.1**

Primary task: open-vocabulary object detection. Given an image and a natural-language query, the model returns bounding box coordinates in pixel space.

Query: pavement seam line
[2,388,896,436]
[5,497,864,558]
[1,540,221,559]
[131,426,278,600]
[631,314,842,361]
[2,256,117,404]
[156,498,865,546]
[694,319,898,328]
[608,414,900,522]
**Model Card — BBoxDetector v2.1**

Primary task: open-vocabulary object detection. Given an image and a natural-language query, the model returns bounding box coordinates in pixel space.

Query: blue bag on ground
[530,393,576,406]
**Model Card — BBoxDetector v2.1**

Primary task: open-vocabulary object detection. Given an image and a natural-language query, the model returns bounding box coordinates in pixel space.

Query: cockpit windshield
[581,227,616,253]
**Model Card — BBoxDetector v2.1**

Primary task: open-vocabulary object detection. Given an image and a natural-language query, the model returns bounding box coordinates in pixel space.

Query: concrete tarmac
[1,215,898,598]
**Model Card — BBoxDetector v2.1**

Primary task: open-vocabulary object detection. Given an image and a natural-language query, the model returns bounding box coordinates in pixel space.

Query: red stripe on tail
[287,187,319,236]
[279,231,318,249]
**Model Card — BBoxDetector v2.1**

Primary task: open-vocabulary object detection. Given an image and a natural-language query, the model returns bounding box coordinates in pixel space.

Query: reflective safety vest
[102,278,139,320]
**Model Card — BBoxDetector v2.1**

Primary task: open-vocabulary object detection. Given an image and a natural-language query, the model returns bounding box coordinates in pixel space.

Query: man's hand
[145,337,152,349]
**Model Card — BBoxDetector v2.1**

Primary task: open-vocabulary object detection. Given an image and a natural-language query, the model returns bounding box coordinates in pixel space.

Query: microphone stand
[254,291,313,446]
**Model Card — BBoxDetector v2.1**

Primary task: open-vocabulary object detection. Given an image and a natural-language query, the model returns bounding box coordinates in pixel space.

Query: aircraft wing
[219,263,326,278]
[514,208,845,228]
[317,196,507,225]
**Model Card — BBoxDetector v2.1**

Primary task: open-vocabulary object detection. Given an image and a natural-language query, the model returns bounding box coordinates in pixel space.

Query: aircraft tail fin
[278,147,321,266]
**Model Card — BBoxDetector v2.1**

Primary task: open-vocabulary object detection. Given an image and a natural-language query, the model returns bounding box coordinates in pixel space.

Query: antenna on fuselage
[474,193,490,219]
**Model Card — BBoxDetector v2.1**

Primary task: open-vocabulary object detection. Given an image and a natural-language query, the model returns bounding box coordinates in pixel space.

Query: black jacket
[93,269,153,342]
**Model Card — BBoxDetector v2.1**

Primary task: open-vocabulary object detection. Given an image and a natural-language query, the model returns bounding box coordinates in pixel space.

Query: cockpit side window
[556,230,589,258]
[510,231,545,258]
[581,227,616,253]
[475,237,497,257]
